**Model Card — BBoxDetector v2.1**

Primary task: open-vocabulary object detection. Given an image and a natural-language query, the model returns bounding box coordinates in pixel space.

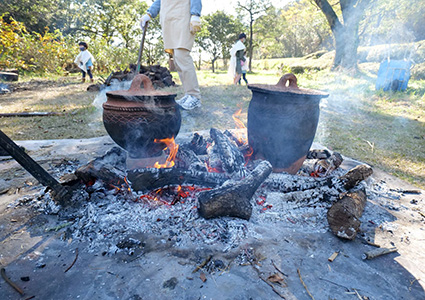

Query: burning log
[197,160,273,220]
[127,168,230,192]
[209,128,246,176]
[307,149,331,159]
[185,132,209,155]
[263,164,373,194]
[74,147,127,186]
[175,148,207,172]
[327,188,367,240]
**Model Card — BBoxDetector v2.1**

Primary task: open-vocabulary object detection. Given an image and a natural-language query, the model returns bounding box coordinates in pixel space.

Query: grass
[1,63,424,188]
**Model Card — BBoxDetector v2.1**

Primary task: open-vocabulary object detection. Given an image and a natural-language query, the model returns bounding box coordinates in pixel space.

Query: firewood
[197,160,272,220]
[127,168,230,192]
[74,147,127,186]
[327,188,367,240]
[362,247,398,260]
[210,128,246,176]
[175,148,207,172]
[263,164,373,194]
[338,164,373,190]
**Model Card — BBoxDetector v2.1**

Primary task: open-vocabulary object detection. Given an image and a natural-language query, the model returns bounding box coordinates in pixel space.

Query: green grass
[1,66,424,189]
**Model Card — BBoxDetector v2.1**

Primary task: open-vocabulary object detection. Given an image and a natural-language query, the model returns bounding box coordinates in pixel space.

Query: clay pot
[247,73,329,174]
[103,74,180,158]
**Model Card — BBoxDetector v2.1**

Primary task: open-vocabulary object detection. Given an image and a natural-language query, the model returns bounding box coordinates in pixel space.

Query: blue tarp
[375,60,411,91]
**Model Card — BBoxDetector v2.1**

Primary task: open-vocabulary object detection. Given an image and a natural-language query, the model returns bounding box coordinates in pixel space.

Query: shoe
[81,78,85,83]
[180,95,201,110]
[176,95,189,105]
[90,78,94,83]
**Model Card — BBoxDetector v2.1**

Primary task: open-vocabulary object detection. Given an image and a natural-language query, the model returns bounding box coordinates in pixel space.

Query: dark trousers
[81,68,93,79]
[238,72,248,85]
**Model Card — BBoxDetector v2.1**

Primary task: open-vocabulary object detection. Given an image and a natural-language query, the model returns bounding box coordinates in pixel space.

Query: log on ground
[197,160,273,220]
[327,188,367,240]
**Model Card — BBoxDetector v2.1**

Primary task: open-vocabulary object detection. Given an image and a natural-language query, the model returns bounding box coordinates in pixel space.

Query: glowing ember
[153,137,179,169]
[139,185,211,206]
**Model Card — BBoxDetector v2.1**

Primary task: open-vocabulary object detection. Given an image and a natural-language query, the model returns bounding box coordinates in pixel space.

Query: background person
[239,51,248,85]
[140,0,202,110]
[74,42,94,83]
[228,33,246,85]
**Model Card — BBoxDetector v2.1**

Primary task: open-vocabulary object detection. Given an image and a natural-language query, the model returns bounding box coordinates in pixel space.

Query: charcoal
[197,160,272,220]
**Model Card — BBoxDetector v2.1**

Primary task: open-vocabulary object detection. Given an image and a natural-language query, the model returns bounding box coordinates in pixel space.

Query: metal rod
[0,129,71,204]
[136,22,149,74]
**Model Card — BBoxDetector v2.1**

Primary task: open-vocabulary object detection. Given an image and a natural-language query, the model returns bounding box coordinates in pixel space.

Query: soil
[0,134,424,300]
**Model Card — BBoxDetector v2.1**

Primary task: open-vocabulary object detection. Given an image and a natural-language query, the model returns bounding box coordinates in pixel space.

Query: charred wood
[224,130,244,147]
[127,168,230,192]
[210,128,246,176]
[175,148,207,172]
[185,132,209,155]
[307,149,331,159]
[74,147,127,186]
[338,164,373,190]
[197,161,273,220]
[263,164,373,194]
[327,188,367,240]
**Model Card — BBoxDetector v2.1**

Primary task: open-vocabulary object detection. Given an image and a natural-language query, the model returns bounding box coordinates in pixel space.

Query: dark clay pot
[247,73,329,174]
[103,74,180,158]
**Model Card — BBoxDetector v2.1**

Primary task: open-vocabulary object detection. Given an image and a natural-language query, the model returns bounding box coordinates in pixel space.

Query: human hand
[190,15,201,34]
[139,14,151,30]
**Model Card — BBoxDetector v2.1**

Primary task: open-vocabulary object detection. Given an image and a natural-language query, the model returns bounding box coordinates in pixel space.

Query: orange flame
[153,137,179,169]
[232,107,247,145]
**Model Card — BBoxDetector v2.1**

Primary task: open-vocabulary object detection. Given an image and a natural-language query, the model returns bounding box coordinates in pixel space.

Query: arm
[236,50,245,61]
[147,0,161,18]
[190,0,202,16]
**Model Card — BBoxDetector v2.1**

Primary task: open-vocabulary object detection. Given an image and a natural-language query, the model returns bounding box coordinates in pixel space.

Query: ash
[16,158,374,257]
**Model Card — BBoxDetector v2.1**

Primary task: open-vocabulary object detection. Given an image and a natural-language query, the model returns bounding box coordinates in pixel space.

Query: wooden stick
[1,267,25,296]
[64,248,79,273]
[0,129,71,205]
[362,247,397,260]
[297,268,315,300]
[271,259,288,277]
[0,112,62,117]
[328,251,339,262]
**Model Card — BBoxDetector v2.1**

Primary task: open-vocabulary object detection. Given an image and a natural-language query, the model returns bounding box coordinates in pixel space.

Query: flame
[138,185,211,206]
[153,137,179,169]
[232,107,247,145]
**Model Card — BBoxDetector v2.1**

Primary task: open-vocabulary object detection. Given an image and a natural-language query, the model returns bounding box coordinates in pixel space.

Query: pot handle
[128,74,154,92]
[277,73,298,89]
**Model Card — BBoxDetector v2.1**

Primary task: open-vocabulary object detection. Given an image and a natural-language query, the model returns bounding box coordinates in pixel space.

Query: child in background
[74,42,95,83]
[239,52,248,85]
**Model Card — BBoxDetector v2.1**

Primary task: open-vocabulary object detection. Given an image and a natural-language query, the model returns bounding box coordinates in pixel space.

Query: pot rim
[248,84,329,98]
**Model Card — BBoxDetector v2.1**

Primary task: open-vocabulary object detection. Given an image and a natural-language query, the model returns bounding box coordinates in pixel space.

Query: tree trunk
[248,16,254,72]
[314,0,369,70]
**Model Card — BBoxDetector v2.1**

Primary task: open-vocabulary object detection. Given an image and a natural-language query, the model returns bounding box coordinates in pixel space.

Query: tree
[254,2,331,59]
[196,11,245,72]
[312,0,372,70]
[236,0,271,71]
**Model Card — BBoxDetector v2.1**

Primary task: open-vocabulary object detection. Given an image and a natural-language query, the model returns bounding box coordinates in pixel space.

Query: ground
[0,69,425,299]
[0,136,424,299]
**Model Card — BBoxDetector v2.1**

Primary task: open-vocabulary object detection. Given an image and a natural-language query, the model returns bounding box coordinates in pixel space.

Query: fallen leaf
[200,272,207,282]
[267,273,286,286]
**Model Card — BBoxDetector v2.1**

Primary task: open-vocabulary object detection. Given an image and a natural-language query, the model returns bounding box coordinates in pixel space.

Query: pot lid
[106,74,176,98]
[248,73,329,98]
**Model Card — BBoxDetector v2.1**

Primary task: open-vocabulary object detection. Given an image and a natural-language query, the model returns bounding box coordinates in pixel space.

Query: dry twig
[1,267,25,296]
[297,268,315,300]
[251,264,287,299]
[64,248,79,273]
[271,259,288,277]
[192,255,212,273]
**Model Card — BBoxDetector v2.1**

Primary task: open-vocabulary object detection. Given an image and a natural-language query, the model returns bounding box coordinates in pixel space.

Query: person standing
[140,0,202,110]
[74,42,95,83]
[228,33,246,85]
[239,51,248,85]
